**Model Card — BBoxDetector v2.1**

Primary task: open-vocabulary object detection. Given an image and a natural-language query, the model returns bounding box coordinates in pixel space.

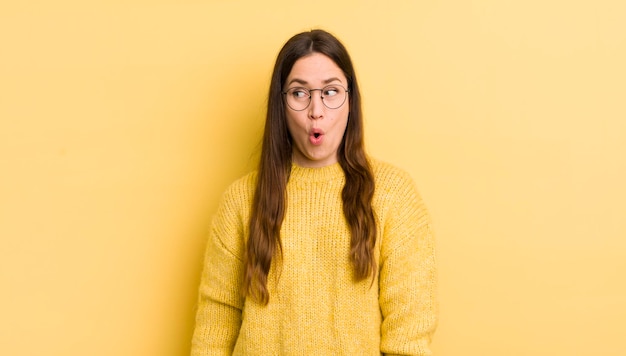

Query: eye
[323,87,339,97]
[289,88,309,99]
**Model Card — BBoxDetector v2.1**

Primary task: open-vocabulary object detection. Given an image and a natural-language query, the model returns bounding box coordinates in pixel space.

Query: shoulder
[369,157,429,221]
[369,159,433,254]
[213,171,258,225]
[210,171,257,255]
[369,157,416,193]
[221,171,257,205]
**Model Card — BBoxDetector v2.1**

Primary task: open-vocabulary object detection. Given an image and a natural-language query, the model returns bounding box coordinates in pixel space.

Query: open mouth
[309,129,324,145]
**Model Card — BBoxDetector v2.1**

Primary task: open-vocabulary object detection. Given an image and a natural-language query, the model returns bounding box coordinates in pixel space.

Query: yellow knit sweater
[191,159,437,355]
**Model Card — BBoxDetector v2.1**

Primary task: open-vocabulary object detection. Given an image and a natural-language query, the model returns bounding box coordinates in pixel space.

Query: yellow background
[1,1,624,355]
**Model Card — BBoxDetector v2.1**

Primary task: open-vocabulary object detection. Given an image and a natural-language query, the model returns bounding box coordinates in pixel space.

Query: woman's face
[284,53,349,168]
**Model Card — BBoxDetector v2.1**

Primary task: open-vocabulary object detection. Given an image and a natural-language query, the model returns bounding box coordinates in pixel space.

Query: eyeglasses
[282,84,349,111]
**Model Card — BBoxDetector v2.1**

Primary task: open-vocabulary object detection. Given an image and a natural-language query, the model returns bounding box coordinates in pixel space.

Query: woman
[191,29,437,355]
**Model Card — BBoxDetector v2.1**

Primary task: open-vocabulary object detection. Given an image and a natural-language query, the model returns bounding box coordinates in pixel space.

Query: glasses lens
[321,85,347,109]
[285,87,310,111]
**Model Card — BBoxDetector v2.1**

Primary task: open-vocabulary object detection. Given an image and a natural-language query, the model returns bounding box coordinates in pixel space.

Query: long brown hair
[244,29,376,304]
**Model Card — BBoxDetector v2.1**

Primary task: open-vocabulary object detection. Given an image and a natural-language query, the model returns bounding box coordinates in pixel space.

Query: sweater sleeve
[379,170,438,356]
[191,181,247,356]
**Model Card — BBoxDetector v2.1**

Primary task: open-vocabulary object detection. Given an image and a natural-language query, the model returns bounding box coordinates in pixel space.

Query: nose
[308,89,324,119]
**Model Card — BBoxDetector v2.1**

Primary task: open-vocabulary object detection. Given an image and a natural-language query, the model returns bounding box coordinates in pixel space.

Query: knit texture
[191,159,437,355]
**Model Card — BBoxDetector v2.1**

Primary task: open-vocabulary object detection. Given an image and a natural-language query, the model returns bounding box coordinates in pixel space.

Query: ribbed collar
[289,162,344,183]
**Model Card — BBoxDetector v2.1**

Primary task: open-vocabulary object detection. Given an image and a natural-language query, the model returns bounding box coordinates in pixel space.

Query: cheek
[337,106,350,130]
[285,111,304,136]
[341,108,351,137]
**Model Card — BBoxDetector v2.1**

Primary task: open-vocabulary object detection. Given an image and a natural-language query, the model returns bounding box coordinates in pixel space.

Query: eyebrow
[287,77,344,86]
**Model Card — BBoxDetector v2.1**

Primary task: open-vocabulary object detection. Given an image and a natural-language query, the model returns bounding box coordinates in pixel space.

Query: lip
[309,128,325,145]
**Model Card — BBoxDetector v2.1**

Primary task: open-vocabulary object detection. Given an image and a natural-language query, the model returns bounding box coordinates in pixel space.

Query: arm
[379,173,438,356]
[191,184,247,356]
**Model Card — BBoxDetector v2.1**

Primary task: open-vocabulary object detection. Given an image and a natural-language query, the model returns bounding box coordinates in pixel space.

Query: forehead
[286,53,346,85]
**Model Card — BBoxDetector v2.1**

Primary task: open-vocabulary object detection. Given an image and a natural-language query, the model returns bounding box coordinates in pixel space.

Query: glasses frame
[282,84,350,111]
